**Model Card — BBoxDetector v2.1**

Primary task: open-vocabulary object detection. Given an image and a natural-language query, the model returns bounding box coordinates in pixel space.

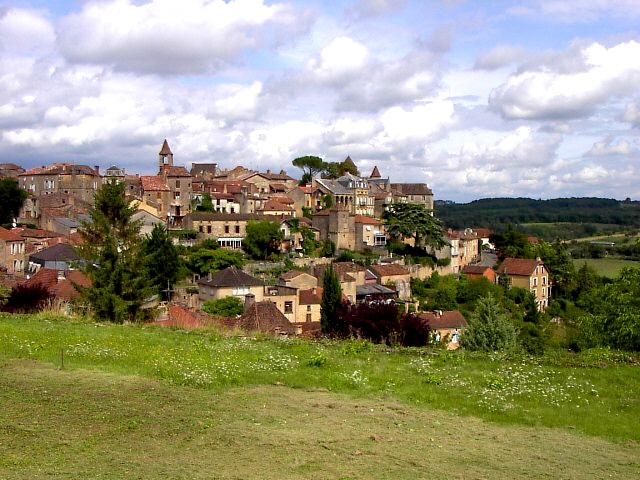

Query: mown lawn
[572,257,640,278]
[1,313,639,479]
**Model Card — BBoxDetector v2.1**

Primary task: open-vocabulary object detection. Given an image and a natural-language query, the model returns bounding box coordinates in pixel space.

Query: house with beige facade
[497,257,552,311]
[197,266,265,303]
[184,212,268,249]
[0,227,26,276]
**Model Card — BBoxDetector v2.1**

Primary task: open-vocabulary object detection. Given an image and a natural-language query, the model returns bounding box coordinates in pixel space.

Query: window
[306,305,311,312]
[306,313,312,322]
[284,301,293,313]
[199,226,203,233]
[532,277,537,287]
[174,192,180,200]
[232,287,249,295]
[176,180,180,188]
[235,225,240,234]
[225,226,230,234]
[207,225,212,234]
[542,277,547,285]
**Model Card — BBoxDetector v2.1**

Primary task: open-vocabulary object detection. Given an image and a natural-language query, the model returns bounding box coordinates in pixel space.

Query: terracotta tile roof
[163,166,191,177]
[298,185,320,194]
[368,264,410,277]
[141,175,170,191]
[235,300,295,335]
[23,268,90,301]
[16,228,64,240]
[471,228,492,238]
[354,215,380,225]
[418,310,467,329]
[0,227,23,242]
[461,265,493,275]
[197,266,264,288]
[299,287,322,305]
[261,198,294,212]
[280,270,305,280]
[496,257,543,276]
[19,163,99,177]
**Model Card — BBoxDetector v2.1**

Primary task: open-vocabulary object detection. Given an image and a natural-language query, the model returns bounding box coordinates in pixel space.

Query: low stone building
[0,227,26,276]
[196,266,265,303]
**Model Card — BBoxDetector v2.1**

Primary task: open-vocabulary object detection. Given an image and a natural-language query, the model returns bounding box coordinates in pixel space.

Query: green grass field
[1,313,639,479]
[572,258,640,278]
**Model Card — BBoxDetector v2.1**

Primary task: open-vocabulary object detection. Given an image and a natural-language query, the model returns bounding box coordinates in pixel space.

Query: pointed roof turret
[159,139,173,155]
[370,166,381,178]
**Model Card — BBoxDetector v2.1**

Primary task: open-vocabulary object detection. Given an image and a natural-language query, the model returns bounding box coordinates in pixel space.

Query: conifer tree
[459,293,518,352]
[77,182,151,323]
[141,223,181,299]
[320,263,343,335]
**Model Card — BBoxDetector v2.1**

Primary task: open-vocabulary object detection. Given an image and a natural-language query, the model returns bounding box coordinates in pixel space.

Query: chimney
[94,165,100,175]
[244,293,255,312]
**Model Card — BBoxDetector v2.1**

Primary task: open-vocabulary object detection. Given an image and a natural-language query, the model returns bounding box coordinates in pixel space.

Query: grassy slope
[1,313,639,478]
[572,258,640,278]
[2,359,639,480]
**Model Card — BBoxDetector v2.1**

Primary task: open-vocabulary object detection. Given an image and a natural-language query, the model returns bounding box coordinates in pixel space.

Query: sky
[1,0,639,202]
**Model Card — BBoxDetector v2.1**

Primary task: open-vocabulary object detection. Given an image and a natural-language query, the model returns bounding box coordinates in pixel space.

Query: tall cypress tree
[77,182,151,323]
[320,263,343,335]
[141,223,181,299]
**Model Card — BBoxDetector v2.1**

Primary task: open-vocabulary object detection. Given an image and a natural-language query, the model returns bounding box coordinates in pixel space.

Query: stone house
[197,266,265,303]
[312,208,357,251]
[140,175,171,218]
[298,287,322,323]
[27,243,81,273]
[419,310,467,349]
[234,294,297,337]
[286,184,325,217]
[461,265,497,284]
[264,284,298,324]
[496,257,552,311]
[367,263,412,300]
[354,215,386,249]
[389,183,434,210]
[0,227,26,276]
[279,270,318,290]
[18,163,101,205]
[184,212,267,249]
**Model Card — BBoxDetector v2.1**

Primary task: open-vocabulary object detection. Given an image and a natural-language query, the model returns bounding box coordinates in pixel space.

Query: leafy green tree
[185,242,244,275]
[243,220,283,259]
[322,157,359,179]
[459,294,518,352]
[577,267,640,351]
[382,203,446,253]
[196,193,214,212]
[76,182,151,323]
[321,264,343,335]
[300,226,319,255]
[490,227,530,258]
[202,296,243,317]
[322,194,334,209]
[141,224,182,298]
[292,156,325,184]
[0,178,28,226]
[320,238,335,257]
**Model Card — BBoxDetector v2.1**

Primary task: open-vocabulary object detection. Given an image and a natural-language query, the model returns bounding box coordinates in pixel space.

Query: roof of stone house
[419,310,467,330]
[496,257,544,277]
[356,283,396,297]
[370,166,381,178]
[261,198,294,212]
[389,183,433,195]
[187,212,265,222]
[163,166,191,177]
[236,300,295,335]
[354,215,381,225]
[297,185,322,194]
[197,266,264,288]
[141,175,170,191]
[159,139,173,155]
[461,265,494,275]
[206,180,246,194]
[315,178,351,195]
[447,229,478,240]
[368,264,410,277]
[471,227,492,238]
[262,170,296,182]
[17,228,64,240]
[23,268,91,301]
[0,162,24,171]
[299,287,323,305]
[29,243,80,263]
[0,227,23,242]
[280,270,307,281]
[20,163,99,177]
[190,163,218,175]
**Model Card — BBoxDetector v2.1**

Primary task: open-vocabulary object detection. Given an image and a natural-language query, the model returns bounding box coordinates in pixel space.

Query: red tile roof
[368,264,410,277]
[141,176,170,191]
[299,287,322,305]
[496,257,543,276]
[419,310,467,329]
[235,300,295,335]
[0,227,23,242]
[159,139,173,155]
[23,268,90,301]
[354,215,380,225]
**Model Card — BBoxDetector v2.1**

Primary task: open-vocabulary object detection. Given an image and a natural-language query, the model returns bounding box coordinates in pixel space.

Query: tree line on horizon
[435,197,640,232]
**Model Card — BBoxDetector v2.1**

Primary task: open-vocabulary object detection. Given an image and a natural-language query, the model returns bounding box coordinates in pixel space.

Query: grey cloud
[474,44,526,71]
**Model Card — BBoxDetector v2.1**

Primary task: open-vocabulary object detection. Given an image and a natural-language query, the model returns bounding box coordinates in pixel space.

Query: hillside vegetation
[1,313,638,479]
[436,197,640,234]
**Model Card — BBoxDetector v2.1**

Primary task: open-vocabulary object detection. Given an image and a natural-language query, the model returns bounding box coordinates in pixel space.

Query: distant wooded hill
[435,197,640,231]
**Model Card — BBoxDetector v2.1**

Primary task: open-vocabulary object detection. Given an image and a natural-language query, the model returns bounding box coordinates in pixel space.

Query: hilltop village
[0,140,553,344]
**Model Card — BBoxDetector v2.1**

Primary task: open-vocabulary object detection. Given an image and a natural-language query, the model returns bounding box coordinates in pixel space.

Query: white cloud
[489,41,640,120]
[474,44,526,71]
[587,138,633,156]
[622,101,640,126]
[0,7,55,53]
[57,0,308,74]
[311,36,369,83]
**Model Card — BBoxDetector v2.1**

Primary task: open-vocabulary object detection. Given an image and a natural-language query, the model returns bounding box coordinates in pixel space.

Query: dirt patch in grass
[1,358,638,479]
